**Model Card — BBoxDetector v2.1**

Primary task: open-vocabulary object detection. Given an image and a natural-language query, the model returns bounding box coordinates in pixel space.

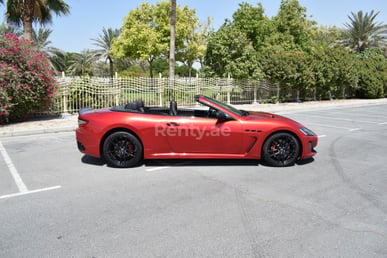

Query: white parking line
[146,166,170,172]
[294,113,382,124]
[0,140,61,200]
[379,122,387,125]
[0,141,28,193]
[307,122,355,131]
[0,186,61,200]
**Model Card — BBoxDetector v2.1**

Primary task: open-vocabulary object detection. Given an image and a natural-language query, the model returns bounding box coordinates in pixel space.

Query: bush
[355,49,386,99]
[0,33,56,123]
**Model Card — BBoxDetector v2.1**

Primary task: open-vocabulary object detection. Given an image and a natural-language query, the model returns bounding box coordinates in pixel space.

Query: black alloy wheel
[262,132,300,167]
[102,131,143,168]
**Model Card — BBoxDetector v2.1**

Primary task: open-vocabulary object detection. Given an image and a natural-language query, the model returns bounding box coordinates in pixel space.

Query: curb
[0,126,77,138]
[234,98,387,113]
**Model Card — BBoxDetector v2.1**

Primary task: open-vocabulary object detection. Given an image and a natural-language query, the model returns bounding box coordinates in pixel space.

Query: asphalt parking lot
[1,104,387,257]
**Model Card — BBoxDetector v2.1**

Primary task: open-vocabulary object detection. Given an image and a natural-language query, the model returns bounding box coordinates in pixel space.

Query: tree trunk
[108,56,114,78]
[169,0,176,88]
[21,0,35,41]
[148,60,153,78]
[22,20,33,41]
[188,61,193,78]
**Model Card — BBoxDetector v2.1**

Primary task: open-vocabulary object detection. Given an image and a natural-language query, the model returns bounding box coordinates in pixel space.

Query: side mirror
[216,110,232,122]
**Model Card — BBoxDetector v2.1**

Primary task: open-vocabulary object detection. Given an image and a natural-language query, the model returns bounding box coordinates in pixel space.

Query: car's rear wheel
[262,132,300,167]
[102,131,143,168]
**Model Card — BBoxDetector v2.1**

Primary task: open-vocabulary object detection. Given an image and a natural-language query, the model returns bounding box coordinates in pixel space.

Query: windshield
[202,96,247,116]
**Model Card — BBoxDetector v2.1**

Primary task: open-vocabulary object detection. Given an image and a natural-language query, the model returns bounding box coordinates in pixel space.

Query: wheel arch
[99,127,144,158]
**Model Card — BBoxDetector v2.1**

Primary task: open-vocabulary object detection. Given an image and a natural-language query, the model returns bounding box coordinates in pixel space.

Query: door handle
[167,122,180,126]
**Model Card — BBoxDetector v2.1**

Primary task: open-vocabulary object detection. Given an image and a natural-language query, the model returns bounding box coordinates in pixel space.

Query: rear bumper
[76,128,101,158]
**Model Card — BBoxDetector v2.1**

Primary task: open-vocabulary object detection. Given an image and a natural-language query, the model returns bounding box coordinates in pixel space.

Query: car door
[161,116,243,154]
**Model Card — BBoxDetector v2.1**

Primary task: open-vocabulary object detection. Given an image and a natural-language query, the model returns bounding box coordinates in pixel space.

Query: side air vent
[244,129,262,133]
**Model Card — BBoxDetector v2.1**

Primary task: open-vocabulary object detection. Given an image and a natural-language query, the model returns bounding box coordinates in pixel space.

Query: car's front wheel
[262,132,300,167]
[102,131,143,168]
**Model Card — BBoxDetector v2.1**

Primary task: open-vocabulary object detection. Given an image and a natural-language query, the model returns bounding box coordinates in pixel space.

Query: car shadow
[81,155,315,168]
[144,159,260,167]
[81,155,260,167]
[81,155,106,166]
[296,157,315,166]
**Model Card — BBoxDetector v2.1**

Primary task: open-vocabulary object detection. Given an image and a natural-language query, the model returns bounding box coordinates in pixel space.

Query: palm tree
[91,27,121,78]
[48,48,67,72]
[67,50,96,76]
[32,27,67,71]
[342,10,387,52]
[32,27,53,50]
[6,0,70,41]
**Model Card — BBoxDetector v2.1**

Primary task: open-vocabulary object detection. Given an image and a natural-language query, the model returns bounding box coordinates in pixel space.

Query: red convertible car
[76,95,317,168]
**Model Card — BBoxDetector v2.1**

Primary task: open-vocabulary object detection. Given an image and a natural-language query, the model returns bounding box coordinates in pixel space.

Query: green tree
[6,0,70,41]
[313,25,343,47]
[231,2,274,50]
[203,0,315,80]
[204,23,260,79]
[153,58,169,76]
[355,49,386,98]
[67,50,96,76]
[175,63,197,77]
[91,27,121,78]
[111,1,198,77]
[31,27,66,71]
[341,10,387,53]
[270,0,316,50]
[115,58,148,76]
[32,27,52,51]
[259,46,314,101]
[308,46,333,99]
[49,49,67,72]
[323,46,358,99]
[178,18,210,77]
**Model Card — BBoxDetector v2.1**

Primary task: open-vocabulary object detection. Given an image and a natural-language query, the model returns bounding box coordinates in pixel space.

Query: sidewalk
[0,114,78,137]
[1,98,386,138]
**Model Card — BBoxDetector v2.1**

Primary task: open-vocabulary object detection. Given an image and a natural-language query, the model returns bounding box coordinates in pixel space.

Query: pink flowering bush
[0,33,56,123]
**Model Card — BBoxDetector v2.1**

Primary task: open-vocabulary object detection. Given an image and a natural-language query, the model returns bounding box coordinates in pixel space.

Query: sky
[1,0,386,53]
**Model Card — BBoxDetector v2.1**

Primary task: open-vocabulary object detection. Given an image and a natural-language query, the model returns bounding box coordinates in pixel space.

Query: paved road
[0,104,387,257]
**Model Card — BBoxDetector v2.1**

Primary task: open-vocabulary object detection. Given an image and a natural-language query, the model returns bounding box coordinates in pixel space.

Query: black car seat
[136,100,145,112]
[169,99,177,116]
[125,99,145,112]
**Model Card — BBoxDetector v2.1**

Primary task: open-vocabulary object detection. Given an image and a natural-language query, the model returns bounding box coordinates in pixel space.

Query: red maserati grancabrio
[76,95,317,168]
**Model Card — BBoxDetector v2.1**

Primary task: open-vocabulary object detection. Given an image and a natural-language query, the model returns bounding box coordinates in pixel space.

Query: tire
[262,132,300,167]
[102,131,143,168]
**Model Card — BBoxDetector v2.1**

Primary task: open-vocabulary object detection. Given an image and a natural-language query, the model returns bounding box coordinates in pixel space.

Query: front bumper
[301,136,318,160]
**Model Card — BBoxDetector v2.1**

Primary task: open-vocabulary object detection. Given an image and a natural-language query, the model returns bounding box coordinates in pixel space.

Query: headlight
[299,127,315,136]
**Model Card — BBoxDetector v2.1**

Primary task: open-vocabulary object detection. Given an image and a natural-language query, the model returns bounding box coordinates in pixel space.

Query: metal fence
[52,76,310,114]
